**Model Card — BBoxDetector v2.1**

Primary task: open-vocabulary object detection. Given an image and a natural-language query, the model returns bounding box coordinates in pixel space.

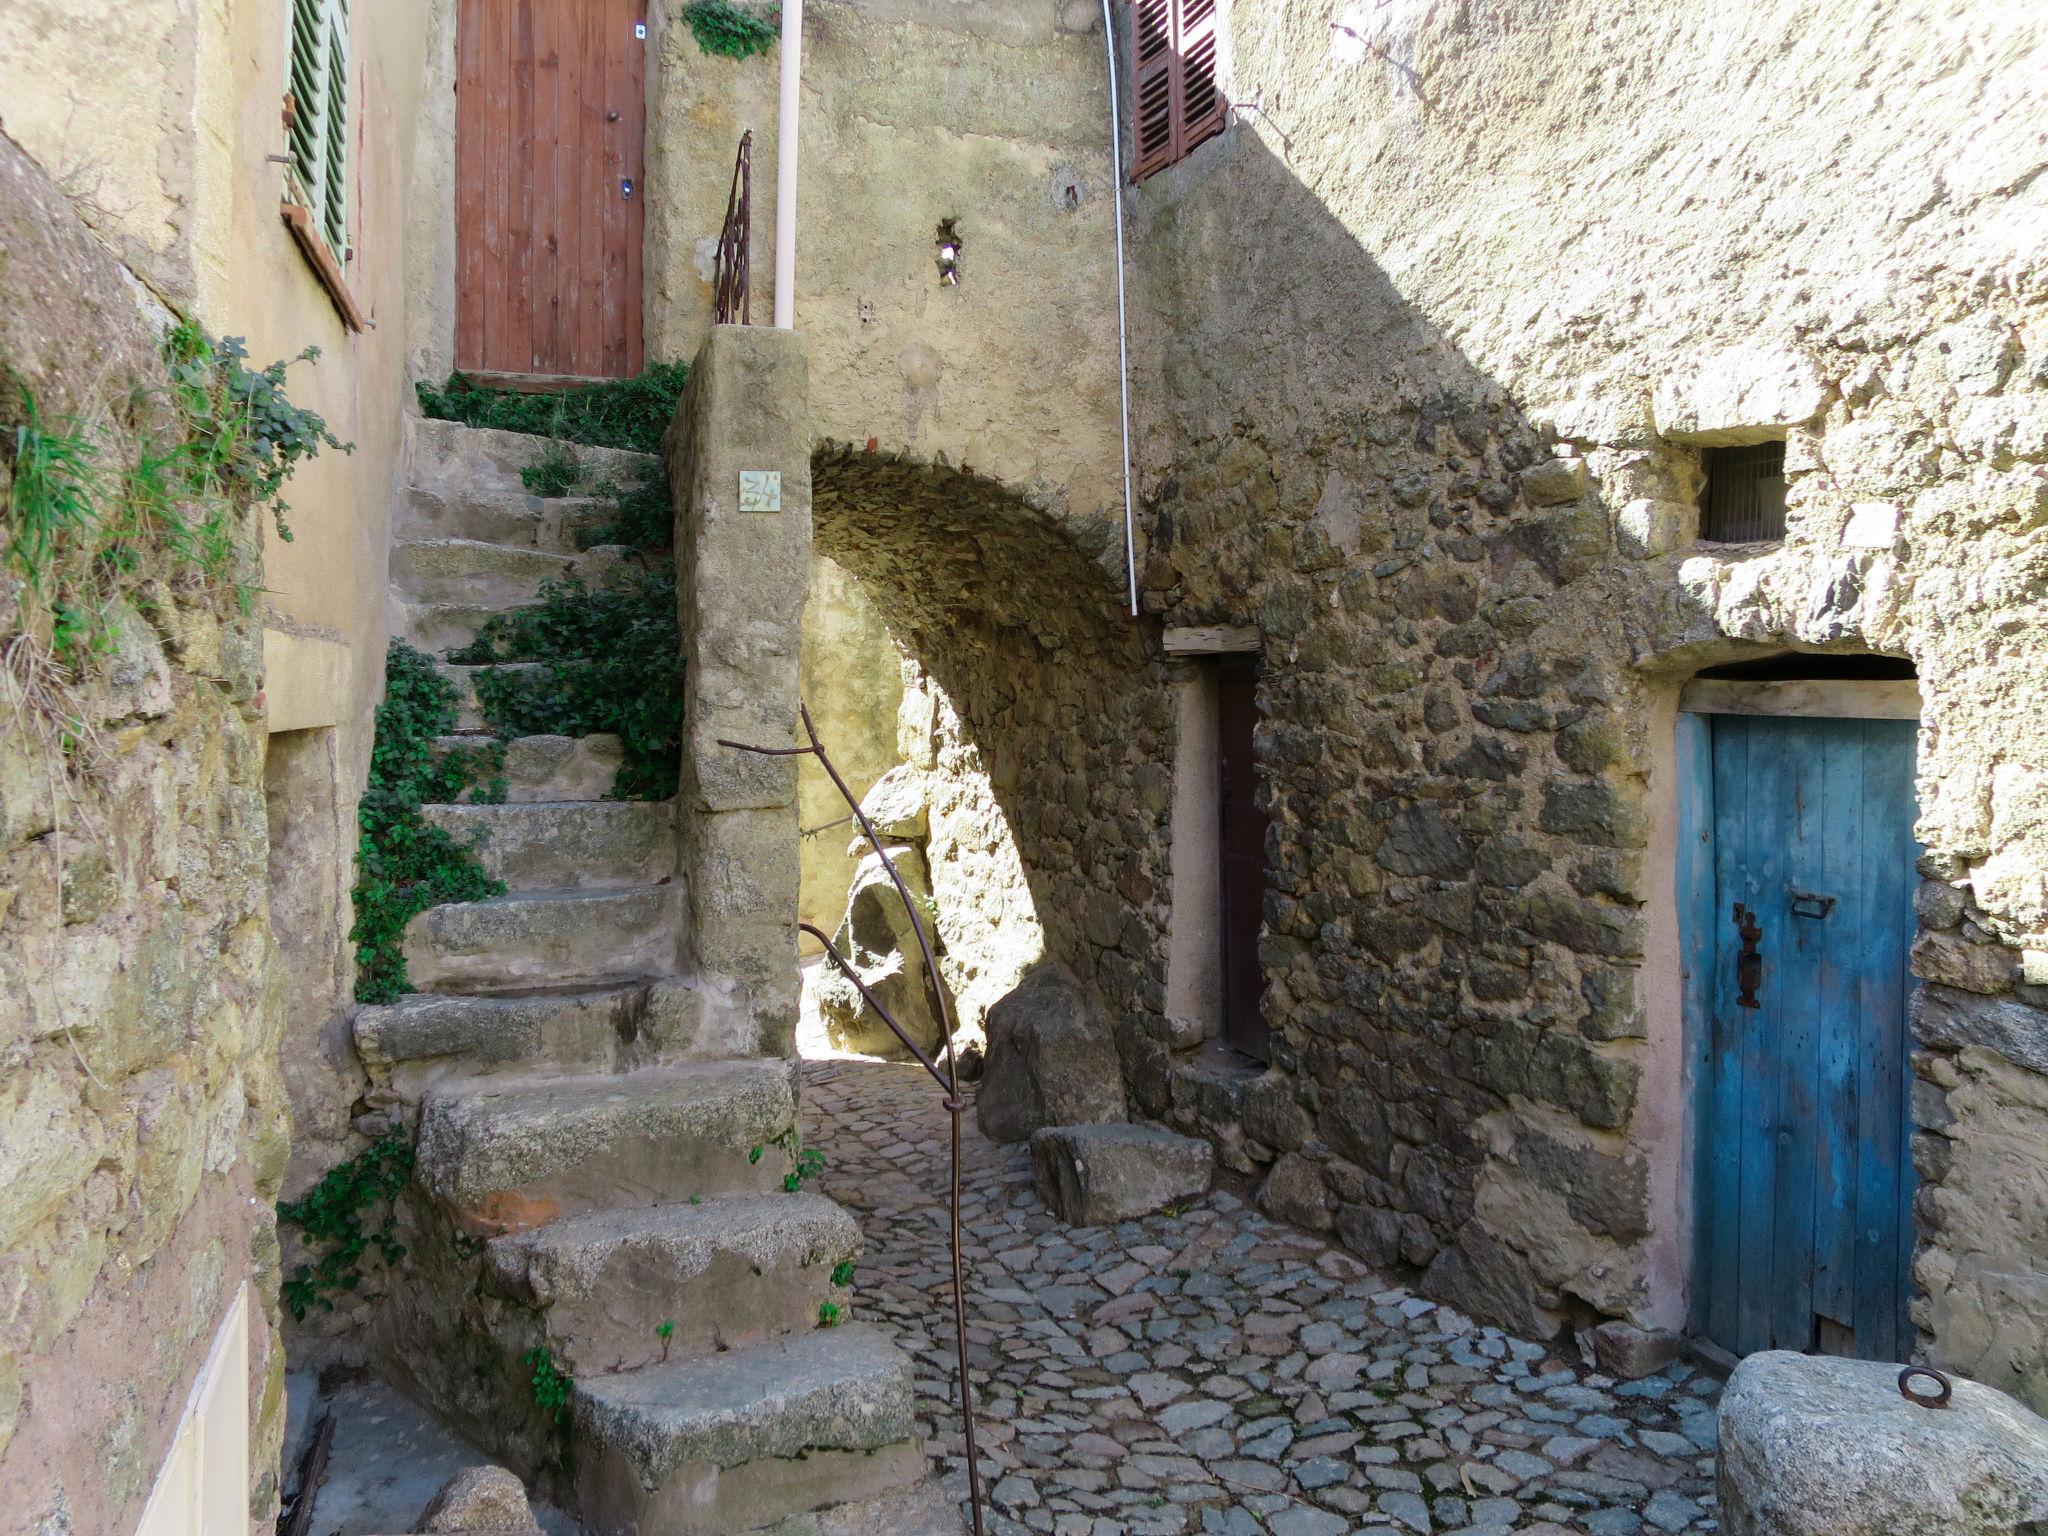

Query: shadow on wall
[1126,112,2039,1375]
[809,446,1174,1058]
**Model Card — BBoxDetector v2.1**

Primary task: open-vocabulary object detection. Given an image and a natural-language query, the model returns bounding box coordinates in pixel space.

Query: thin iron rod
[723,707,987,1536]
[796,921,951,1091]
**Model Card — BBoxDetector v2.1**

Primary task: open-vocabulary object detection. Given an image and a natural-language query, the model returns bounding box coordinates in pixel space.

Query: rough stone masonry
[1119,0,2048,1405]
[0,138,290,1532]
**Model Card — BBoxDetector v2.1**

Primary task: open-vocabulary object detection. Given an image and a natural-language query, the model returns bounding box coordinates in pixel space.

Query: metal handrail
[714,131,753,325]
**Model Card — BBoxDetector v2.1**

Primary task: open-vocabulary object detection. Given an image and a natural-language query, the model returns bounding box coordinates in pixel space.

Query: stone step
[571,1324,923,1536]
[399,484,613,552]
[414,1058,799,1235]
[418,801,673,890]
[436,662,538,732]
[408,416,659,503]
[402,884,675,995]
[400,598,540,658]
[355,981,649,1100]
[433,733,624,802]
[483,1193,860,1374]
[390,537,578,608]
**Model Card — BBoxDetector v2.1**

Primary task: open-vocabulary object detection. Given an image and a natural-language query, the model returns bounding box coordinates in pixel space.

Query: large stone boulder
[976,960,1126,1143]
[415,1464,543,1534]
[1030,1124,1213,1224]
[814,845,946,1058]
[1718,1351,2048,1536]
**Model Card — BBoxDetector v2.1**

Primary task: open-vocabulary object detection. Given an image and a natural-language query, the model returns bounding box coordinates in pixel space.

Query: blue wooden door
[1688,714,1919,1361]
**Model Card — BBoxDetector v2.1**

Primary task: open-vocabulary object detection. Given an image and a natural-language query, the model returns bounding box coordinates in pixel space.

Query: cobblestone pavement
[803,1059,1720,1536]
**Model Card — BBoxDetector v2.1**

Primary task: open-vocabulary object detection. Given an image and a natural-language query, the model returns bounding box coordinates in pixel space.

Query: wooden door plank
[1216,657,1268,1061]
[529,0,562,372]
[454,0,488,370]
[599,0,632,377]
[1767,719,1825,1354]
[1809,720,1866,1342]
[621,0,647,373]
[559,0,591,379]
[504,0,538,371]
[1677,714,1723,1343]
[567,0,599,376]
[1706,717,1754,1351]
[480,0,512,371]
[1855,720,1918,1360]
[1734,714,1793,1355]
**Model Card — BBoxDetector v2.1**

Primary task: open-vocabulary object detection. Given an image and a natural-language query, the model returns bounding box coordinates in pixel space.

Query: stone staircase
[358,418,926,1534]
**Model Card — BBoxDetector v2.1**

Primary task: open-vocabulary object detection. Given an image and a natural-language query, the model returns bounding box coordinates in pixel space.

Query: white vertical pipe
[773,0,803,329]
[1101,0,1139,617]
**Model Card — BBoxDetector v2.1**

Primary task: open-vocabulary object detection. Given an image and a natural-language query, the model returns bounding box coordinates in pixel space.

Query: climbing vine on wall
[682,0,779,59]
[350,640,506,1003]
[277,1134,416,1320]
[2,322,347,683]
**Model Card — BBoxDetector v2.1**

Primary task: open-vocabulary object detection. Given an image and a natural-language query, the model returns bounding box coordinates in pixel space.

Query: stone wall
[1125,0,2048,1400]
[798,556,904,951]
[812,448,1173,1054]
[0,135,290,1532]
[644,0,1127,524]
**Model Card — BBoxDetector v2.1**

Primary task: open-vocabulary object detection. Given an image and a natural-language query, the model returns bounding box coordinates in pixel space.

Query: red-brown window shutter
[1131,0,1225,182]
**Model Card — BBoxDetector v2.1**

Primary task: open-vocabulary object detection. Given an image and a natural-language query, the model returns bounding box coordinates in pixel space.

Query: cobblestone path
[803,1059,1720,1536]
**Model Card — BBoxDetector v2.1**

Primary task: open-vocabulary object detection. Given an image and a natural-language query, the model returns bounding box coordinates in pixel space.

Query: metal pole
[774,0,803,329]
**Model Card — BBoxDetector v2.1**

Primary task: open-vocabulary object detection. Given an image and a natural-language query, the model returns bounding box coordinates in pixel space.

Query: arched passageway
[807,445,1174,1050]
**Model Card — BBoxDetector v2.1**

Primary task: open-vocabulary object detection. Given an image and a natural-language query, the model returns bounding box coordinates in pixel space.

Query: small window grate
[1700,442,1787,543]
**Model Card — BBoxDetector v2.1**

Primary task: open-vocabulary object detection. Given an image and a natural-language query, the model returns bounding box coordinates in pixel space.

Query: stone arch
[807,443,1173,1052]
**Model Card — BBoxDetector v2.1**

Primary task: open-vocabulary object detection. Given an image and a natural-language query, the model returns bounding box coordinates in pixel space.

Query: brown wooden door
[1217,656,1270,1061]
[455,0,645,379]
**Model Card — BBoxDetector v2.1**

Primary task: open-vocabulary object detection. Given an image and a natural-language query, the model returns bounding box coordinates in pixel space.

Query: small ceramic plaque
[738,470,782,513]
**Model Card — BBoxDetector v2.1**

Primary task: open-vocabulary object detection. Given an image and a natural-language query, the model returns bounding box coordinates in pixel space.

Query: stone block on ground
[1717,1350,2048,1536]
[976,960,1126,1143]
[1029,1123,1213,1225]
[1590,1319,1683,1380]
[814,845,945,1058]
[414,1463,542,1534]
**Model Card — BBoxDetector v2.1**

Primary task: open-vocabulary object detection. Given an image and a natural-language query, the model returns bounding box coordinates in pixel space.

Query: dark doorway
[1216,655,1269,1061]
[455,0,646,378]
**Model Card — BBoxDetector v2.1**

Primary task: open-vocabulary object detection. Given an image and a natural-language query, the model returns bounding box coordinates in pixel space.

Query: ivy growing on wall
[350,640,505,1003]
[2,322,347,680]
[277,1135,415,1321]
[682,0,779,59]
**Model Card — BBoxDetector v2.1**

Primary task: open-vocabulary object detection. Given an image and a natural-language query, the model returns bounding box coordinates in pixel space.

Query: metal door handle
[1733,903,1762,1009]
[1790,892,1836,920]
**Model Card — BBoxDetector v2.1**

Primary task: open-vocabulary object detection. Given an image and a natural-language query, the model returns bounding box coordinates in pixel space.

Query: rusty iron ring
[1899,1365,1953,1409]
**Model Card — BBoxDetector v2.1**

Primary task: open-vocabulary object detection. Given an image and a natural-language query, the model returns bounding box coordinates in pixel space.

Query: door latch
[1733,903,1762,1010]
[1790,891,1836,920]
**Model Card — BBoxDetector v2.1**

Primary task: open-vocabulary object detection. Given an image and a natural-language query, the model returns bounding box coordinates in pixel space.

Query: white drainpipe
[1100,0,1139,618]
[774,0,803,329]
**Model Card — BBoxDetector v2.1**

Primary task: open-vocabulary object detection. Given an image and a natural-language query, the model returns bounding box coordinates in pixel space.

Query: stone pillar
[665,326,812,1058]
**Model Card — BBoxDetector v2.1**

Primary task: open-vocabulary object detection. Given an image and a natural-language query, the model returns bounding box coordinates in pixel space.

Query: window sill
[280,201,368,333]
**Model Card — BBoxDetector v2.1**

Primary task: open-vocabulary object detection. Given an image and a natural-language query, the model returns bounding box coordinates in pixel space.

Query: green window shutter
[286,0,351,259]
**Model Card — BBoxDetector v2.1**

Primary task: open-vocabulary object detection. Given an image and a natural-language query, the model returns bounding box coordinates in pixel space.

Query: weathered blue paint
[1686,713,1919,1361]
